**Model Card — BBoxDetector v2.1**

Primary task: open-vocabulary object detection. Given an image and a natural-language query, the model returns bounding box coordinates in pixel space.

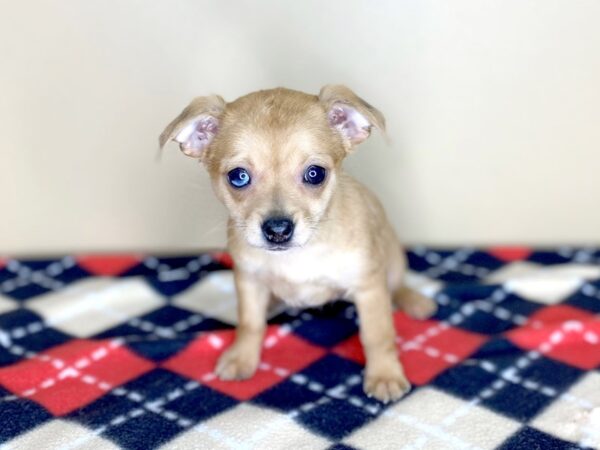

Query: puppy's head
[159,86,385,251]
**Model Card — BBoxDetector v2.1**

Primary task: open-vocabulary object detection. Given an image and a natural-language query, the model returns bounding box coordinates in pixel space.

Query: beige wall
[1,1,599,254]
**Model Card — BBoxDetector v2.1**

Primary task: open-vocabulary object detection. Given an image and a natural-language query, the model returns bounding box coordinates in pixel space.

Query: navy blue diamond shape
[254,354,364,412]
[519,357,584,392]
[437,250,501,283]
[252,374,323,412]
[0,310,71,367]
[433,356,498,398]
[0,260,63,285]
[327,444,361,450]
[484,383,559,423]
[123,257,200,277]
[407,248,494,283]
[294,363,418,441]
[254,354,382,440]
[2,283,49,302]
[300,354,365,390]
[0,268,11,285]
[435,290,542,335]
[529,248,600,266]
[95,305,230,339]
[498,426,586,450]
[144,275,200,298]
[271,301,358,347]
[565,280,600,314]
[406,249,438,272]
[124,338,194,363]
[12,327,72,356]
[0,386,52,443]
[69,369,237,450]
[121,254,231,278]
[109,412,181,450]
[433,338,583,422]
[463,250,507,272]
[94,306,231,362]
[94,305,231,362]
[1,259,90,302]
[138,305,229,330]
[0,308,43,330]
[527,251,573,265]
[440,284,500,303]
[298,397,373,440]
[122,369,237,423]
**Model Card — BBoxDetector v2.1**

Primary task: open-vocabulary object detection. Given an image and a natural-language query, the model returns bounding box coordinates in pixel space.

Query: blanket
[0,247,599,449]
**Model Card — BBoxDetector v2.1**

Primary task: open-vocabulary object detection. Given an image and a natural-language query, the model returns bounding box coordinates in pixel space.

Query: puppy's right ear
[159,95,226,159]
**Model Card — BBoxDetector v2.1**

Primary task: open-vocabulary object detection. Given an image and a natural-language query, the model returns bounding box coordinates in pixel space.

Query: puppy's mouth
[265,243,293,252]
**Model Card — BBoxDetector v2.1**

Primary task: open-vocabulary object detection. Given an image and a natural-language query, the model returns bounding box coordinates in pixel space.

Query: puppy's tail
[392,286,438,320]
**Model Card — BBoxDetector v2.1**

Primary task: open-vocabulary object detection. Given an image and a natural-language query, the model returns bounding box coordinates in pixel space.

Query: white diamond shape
[160,404,330,450]
[486,262,600,304]
[25,277,165,337]
[0,294,18,315]
[172,272,239,325]
[344,387,520,450]
[405,270,444,298]
[5,419,119,449]
[531,372,600,448]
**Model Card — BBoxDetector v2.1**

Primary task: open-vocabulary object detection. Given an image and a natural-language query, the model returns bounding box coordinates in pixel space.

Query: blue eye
[227,168,251,188]
[303,165,326,185]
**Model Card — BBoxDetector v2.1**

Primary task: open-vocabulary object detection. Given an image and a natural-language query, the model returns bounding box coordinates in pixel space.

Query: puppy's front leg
[355,280,410,403]
[215,269,270,380]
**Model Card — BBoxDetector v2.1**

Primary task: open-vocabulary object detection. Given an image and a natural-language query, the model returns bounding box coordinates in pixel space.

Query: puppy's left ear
[319,85,386,149]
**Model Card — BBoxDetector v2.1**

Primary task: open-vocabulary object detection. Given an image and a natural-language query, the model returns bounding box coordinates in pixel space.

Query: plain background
[1,1,599,255]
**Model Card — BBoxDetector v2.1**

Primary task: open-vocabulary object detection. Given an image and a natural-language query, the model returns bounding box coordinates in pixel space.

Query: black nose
[262,217,295,244]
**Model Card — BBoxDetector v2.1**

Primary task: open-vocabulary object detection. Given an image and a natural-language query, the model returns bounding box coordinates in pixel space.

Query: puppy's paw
[396,288,438,320]
[215,346,259,381]
[364,369,411,403]
[404,295,437,320]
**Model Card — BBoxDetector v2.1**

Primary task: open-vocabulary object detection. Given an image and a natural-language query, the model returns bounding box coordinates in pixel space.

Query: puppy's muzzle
[261,217,294,246]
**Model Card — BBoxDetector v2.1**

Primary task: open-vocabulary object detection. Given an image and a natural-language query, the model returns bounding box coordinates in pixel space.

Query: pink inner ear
[328,106,348,126]
[175,116,219,158]
[328,104,372,145]
[202,118,219,134]
[187,118,218,147]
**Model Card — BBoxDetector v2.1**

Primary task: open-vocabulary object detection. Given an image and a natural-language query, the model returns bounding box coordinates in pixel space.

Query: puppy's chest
[240,247,363,306]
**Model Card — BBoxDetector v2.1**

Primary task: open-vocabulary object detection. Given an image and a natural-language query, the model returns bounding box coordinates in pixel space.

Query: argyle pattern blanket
[0,247,599,449]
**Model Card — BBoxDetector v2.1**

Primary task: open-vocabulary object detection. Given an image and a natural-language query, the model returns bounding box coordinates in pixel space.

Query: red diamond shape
[163,326,325,400]
[334,312,488,385]
[488,247,532,262]
[507,305,600,370]
[77,254,142,276]
[211,252,234,269]
[0,340,154,415]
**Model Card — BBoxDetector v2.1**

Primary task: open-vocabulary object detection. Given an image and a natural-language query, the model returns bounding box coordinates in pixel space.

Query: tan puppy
[160,86,437,402]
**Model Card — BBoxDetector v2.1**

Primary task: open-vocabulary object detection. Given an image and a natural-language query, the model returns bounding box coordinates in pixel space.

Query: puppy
[160,86,437,402]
